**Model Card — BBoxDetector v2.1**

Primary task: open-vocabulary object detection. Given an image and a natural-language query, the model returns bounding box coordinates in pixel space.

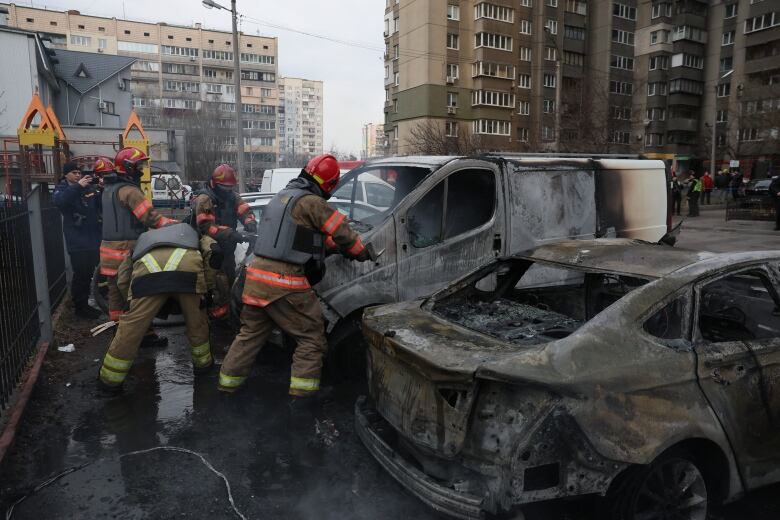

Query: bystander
[686,173,702,217]
[53,161,103,319]
[701,170,714,205]
[769,174,780,231]
[671,175,682,216]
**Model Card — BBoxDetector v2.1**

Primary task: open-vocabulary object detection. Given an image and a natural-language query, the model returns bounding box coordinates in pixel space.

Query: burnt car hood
[363,300,565,384]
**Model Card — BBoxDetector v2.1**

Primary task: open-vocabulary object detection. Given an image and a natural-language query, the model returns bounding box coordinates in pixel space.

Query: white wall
[0,31,39,135]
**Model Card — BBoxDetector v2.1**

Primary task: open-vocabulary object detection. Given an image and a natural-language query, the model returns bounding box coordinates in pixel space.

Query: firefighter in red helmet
[190,164,256,319]
[219,154,371,397]
[99,147,177,347]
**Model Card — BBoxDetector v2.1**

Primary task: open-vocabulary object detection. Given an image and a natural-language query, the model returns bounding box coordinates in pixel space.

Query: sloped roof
[52,49,136,94]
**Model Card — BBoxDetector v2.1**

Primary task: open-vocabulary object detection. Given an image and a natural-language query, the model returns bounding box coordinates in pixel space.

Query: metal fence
[0,185,66,419]
[725,199,775,222]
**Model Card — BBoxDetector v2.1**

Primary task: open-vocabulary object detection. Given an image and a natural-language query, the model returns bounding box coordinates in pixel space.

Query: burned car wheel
[607,454,708,520]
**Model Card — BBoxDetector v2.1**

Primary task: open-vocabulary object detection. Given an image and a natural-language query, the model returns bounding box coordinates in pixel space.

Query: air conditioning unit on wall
[447,106,457,114]
[446,76,456,84]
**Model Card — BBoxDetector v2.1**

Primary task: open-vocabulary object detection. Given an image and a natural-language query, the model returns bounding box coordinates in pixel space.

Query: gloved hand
[355,248,371,262]
[209,243,225,269]
[243,221,257,233]
[228,230,246,244]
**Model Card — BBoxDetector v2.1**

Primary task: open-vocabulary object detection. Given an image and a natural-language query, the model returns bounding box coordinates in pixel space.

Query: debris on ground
[57,344,75,353]
[314,418,340,447]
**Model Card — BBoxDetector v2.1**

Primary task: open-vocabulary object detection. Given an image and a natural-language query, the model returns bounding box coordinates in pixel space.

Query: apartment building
[1,2,280,177]
[384,0,778,175]
[361,122,387,159]
[277,77,324,165]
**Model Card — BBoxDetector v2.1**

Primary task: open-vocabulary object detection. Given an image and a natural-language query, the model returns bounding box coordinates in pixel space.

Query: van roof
[363,155,664,170]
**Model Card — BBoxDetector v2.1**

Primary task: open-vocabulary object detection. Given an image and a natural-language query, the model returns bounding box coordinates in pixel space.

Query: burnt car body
[356,239,780,519]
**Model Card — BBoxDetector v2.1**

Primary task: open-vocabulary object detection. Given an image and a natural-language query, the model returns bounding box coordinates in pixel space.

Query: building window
[646,107,665,121]
[518,100,530,115]
[25,18,34,23]
[70,35,92,46]
[545,46,557,61]
[611,106,632,120]
[564,25,585,40]
[519,47,532,61]
[447,63,459,79]
[543,99,556,113]
[542,126,555,140]
[739,128,760,141]
[393,44,399,60]
[447,33,460,49]
[519,20,532,35]
[744,13,778,34]
[612,29,634,46]
[50,21,57,26]
[671,53,704,69]
[240,53,275,65]
[647,82,667,96]
[475,32,513,51]
[394,99,399,113]
[645,133,663,146]
[545,20,558,35]
[650,30,670,45]
[98,38,107,49]
[672,26,708,43]
[543,73,556,88]
[725,4,737,19]
[651,3,672,19]
[472,61,515,79]
[520,0,532,6]
[518,128,529,142]
[447,5,460,21]
[716,110,728,123]
[546,0,558,7]
[446,121,458,137]
[474,3,515,23]
[100,101,116,114]
[722,31,735,46]
[203,49,234,61]
[609,80,633,95]
[563,51,584,67]
[118,41,159,53]
[669,78,704,95]
[162,45,198,57]
[472,90,515,107]
[613,3,637,21]
[716,83,731,97]
[394,72,399,86]
[473,119,511,135]
[649,55,669,70]
[99,26,105,32]
[609,131,630,144]
[447,92,459,107]
[565,0,587,16]
[720,56,733,73]
[393,17,399,33]
[610,54,634,70]
[518,73,531,89]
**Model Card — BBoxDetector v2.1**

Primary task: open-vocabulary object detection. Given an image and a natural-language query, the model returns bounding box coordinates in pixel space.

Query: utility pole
[202,0,245,191]
[712,70,733,176]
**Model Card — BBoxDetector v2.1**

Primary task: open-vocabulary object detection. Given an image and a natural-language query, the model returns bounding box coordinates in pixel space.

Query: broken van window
[434,261,647,345]
[699,271,780,343]
[408,182,444,248]
[444,169,495,239]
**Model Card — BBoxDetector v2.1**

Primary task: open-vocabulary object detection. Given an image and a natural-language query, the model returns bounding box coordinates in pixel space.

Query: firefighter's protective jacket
[192,186,255,242]
[99,174,177,277]
[117,224,215,300]
[242,177,366,308]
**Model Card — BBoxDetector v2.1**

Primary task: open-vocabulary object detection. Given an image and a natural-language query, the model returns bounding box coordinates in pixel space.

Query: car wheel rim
[633,458,707,520]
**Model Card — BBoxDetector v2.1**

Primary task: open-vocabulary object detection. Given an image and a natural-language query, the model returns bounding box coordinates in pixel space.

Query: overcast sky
[20,0,386,155]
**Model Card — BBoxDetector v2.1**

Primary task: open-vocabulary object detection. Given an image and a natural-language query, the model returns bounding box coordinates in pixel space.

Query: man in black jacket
[53,161,103,319]
[770,175,780,231]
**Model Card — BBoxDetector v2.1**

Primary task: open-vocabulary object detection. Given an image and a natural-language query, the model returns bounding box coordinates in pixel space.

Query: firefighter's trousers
[100,293,212,387]
[219,290,328,396]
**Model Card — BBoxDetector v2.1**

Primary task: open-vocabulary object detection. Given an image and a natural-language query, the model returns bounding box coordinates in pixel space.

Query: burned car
[356,239,780,519]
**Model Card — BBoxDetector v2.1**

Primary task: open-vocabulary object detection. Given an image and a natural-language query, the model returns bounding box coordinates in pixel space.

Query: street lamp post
[203,0,246,192]
[711,70,733,176]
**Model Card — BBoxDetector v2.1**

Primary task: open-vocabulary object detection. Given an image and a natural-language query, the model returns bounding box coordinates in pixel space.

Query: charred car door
[395,160,505,301]
[693,266,780,490]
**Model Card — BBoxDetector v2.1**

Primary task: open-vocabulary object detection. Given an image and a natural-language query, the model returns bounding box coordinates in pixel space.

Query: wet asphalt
[2,208,780,519]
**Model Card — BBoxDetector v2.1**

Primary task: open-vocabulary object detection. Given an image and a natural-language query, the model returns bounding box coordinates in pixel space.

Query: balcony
[744,54,780,75]
[667,117,699,132]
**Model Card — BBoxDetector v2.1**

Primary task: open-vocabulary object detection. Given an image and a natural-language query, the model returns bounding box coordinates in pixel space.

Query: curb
[0,341,50,465]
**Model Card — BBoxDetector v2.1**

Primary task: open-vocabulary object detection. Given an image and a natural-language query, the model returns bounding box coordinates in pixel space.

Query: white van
[259,168,300,194]
[152,173,191,208]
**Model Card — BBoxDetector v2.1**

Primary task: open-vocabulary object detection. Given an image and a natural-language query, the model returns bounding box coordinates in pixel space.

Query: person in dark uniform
[770,175,780,231]
[53,160,104,319]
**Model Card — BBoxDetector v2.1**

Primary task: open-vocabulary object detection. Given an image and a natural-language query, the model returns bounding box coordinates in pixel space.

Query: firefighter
[191,164,256,319]
[99,147,176,347]
[99,223,216,390]
[218,154,371,397]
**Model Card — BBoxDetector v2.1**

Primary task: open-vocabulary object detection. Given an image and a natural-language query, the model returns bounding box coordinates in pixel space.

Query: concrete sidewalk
[674,206,778,236]
[672,206,780,252]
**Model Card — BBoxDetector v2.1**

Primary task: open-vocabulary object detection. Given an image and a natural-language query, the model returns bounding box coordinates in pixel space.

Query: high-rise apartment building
[277,77,324,165]
[1,3,280,178]
[384,0,778,175]
[361,122,386,159]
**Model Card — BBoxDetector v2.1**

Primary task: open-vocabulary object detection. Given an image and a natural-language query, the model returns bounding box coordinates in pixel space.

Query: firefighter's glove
[355,248,371,262]
[228,230,246,245]
[243,221,257,233]
[209,243,225,269]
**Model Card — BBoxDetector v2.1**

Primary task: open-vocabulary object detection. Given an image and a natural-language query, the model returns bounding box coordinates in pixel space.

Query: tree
[405,120,485,155]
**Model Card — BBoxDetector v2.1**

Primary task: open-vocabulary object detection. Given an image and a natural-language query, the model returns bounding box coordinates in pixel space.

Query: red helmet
[93,157,115,174]
[305,154,340,194]
[210,164,237,188]
[114,147,149,176]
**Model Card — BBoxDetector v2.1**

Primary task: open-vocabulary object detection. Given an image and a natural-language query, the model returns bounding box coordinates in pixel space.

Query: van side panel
[595,160,667,242]
[506,166,597,254]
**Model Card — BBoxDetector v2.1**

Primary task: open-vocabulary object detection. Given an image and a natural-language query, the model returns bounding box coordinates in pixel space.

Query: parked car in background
[260,161,364,195]
[152,173,190,208]
[330,172,395,211]
[357,239,780,520]
[744,178,773,204]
